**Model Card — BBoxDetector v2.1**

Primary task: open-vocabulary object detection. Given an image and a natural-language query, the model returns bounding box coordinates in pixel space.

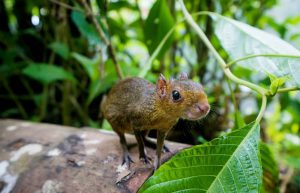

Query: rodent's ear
[156,74,167,98]
[179,72,188,80]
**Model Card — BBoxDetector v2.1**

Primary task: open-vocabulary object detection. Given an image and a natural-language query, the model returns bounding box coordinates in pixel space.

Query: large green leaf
[87,73,117,104]
[144,0,175,59]
[22,63,76,84]
[72,53,118,104]
[49,42,70,60]
[260,143,279,193]
[212,13,300,86]
[71,52,100,82]
[71,11,101,44]
[139,122,262,193]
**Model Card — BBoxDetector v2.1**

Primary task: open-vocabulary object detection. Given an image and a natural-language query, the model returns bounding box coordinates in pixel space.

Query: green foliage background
[1,0,300,192]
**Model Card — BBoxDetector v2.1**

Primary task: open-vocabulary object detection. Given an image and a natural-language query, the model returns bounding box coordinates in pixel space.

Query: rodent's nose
[197,104,210,114]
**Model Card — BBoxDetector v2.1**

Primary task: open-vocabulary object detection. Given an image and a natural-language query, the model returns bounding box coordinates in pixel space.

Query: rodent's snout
[182,102,210,120]
[196,103,210,115]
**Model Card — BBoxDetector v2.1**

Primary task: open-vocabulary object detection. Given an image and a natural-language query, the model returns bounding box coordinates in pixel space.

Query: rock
[0,119,189,193]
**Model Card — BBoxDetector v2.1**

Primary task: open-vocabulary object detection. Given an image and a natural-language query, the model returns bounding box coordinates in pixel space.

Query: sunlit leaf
[269,75,288,95]
[285,156,300,169]
[22,63,76,84]
[139,122,262,193]
[211,13,300,86]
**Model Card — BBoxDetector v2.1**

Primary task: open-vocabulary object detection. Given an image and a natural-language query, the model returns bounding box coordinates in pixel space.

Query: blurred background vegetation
[1,0,300,192]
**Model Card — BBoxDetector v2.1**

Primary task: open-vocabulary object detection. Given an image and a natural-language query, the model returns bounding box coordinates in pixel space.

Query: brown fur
[101,74,209,169]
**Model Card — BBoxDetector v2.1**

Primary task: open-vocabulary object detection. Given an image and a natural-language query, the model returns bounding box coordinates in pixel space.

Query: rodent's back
[101,77,156,129]
[107,77,154,107]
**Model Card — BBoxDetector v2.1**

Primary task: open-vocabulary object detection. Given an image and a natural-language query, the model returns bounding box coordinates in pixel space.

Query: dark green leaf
[49,42,70,59]
[71,52,100,82]
[234,111,246,130]
[87,73,117,105]
[1,108,19,117]
[22,63,76,84]
[144,0,175,59]
[0,62,27,78]
[139,122,262,192]
[260,142,279,193]
[96,0,107,15]
[108,1,134,11]
[71,11,101,44]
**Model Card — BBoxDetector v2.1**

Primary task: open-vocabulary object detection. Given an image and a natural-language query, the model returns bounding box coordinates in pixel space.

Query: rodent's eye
[172,90,181,101]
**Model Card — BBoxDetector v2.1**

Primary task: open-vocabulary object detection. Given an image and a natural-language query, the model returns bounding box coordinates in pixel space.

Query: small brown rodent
[101,73,210,169]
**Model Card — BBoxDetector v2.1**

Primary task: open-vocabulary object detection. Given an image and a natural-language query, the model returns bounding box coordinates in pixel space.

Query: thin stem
[138,25,176,78]
[178,0,266,96]
[255,95,267,123]
[226,78,238,113]
[226,54,300,68]
[138,11,214,78]
[81,0,124,79]
[50,0,83,12]
[277,86,300,93]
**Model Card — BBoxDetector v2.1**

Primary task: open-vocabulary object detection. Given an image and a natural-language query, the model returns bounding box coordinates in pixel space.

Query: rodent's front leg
[141,130,170,153]
[155,130,168,169]
[133,129,152,164]
[116,131,134,167]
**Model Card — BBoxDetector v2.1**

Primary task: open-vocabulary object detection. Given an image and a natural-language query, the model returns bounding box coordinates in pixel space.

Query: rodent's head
[156,73,210,120]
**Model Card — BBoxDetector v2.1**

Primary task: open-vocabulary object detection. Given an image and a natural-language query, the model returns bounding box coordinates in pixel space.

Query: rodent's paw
[122,154,134,168]
[139,155,152,165]
[163,145,170,153]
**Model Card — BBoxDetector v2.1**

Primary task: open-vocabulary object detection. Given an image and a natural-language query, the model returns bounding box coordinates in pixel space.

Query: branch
[280,167,294,193]
[277,86,300,93]
[226,54,300,68]
[178,0,266,96]
[80,0,124,79]
[49,0,83,12]
[256,95,267,123]
[178,0,269,123]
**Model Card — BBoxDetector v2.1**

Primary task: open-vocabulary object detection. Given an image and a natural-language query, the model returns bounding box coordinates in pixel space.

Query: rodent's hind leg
[155,130,167,170]
[141,130,170,153]
[133,129,152,165]
[116,131,134,167]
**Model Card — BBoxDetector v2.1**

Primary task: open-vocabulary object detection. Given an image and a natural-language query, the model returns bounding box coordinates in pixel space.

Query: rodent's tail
[98,95,107,126]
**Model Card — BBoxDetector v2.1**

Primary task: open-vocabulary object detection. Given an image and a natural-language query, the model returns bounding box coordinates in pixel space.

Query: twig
[277,86,300,93]
[226,54,300,68]
[80,0,124,79]
[49,0,83,12]
[178,0,266,96]
[178,0,268,124]
[280,167,294,193]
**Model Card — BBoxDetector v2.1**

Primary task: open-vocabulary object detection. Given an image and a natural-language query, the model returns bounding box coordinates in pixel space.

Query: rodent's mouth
[182,103,210,120]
